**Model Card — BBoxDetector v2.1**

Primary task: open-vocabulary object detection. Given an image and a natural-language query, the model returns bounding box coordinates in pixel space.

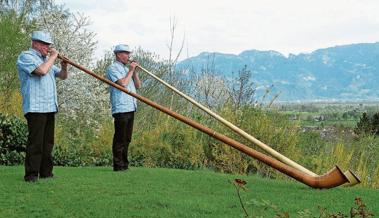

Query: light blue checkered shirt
[106,61,137,114]
[16,48,61,115]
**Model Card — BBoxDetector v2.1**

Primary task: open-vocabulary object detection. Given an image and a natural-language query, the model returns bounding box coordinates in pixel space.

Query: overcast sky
[56,0,379,61]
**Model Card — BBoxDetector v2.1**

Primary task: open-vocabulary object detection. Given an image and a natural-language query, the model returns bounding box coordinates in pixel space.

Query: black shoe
[25,176,38,183]
[113,167,128,172]
[40,174,54,179]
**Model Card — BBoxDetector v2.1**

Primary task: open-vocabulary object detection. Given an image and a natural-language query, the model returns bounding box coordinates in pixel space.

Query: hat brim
[114,50,132,53]
[32,39,53,45]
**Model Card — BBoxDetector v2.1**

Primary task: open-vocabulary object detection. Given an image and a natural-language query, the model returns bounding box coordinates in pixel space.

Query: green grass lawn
[0,166,378,218]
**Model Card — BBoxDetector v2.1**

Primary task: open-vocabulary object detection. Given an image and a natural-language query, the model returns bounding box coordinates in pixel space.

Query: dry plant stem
[233,183,249,218]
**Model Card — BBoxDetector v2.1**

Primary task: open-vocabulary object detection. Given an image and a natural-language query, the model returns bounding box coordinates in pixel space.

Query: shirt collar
[115,60,127,67]
[29,48,45,59]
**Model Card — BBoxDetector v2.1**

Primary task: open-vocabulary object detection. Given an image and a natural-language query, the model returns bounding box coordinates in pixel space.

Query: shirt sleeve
[16,52,43,75]
[107,65,125,83]
[52,65,61,77]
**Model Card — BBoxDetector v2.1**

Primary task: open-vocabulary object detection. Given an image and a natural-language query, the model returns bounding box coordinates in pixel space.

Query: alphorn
[58,54,348,188]
[133,63,360,186]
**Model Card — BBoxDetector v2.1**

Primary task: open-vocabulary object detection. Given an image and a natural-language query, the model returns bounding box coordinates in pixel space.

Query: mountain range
[177,42,379,102]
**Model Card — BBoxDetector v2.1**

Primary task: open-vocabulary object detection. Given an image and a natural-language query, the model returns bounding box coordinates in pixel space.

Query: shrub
[354,111,379,136]
[130,117,205,170]
[207,105,301,177]
[53,119,113,167]
[53,143,112,167]
[0,113,27,165]
[312,134,379,188]
[354,112,373,135]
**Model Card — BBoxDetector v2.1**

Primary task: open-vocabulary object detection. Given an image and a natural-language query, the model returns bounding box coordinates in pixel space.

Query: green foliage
[0,113,27,165]
[354,112,374,135]
[0,0,54,20]
[350,136,379,187]
[0,11,29,109]
[53,143,112,167]
[296,130,338,171]
[130,117,205,169]
[306,133,379,188]
[278,104,379,188]
[53,118,112,167]
[228,65,257,110]
[371,112,379,135]
[281,102,372,128]
[237,106,300,178]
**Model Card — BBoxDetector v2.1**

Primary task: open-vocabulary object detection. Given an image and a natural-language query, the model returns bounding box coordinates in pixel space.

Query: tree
[354,112,374,136]
[0,0,53,21]
[0,0,52,112]
[227,65,256,110]
[371,112,379,135]
[166,16,185,75]
[30,4,108,131]
[0,1,102,123]
[192,64,229,109]
[0,12,29,110]
[1,0,107,138]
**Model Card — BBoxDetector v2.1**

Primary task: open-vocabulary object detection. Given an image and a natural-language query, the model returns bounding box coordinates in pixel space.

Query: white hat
[31,31,53,44]
[114,44,132,53]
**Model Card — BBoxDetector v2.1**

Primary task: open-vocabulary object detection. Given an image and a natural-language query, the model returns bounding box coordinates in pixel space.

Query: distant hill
[177,43,379,102]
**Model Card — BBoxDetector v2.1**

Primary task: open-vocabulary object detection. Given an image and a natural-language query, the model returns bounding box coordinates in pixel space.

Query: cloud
[57,0,379,60]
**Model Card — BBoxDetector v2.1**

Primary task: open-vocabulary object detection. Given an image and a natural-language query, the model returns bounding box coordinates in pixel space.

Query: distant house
[289,114,298,120]
[313,115,325,122]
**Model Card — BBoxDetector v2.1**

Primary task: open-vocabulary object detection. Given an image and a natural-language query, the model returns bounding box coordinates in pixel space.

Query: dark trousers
[112,112,134,170]
[24,112,55,180]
